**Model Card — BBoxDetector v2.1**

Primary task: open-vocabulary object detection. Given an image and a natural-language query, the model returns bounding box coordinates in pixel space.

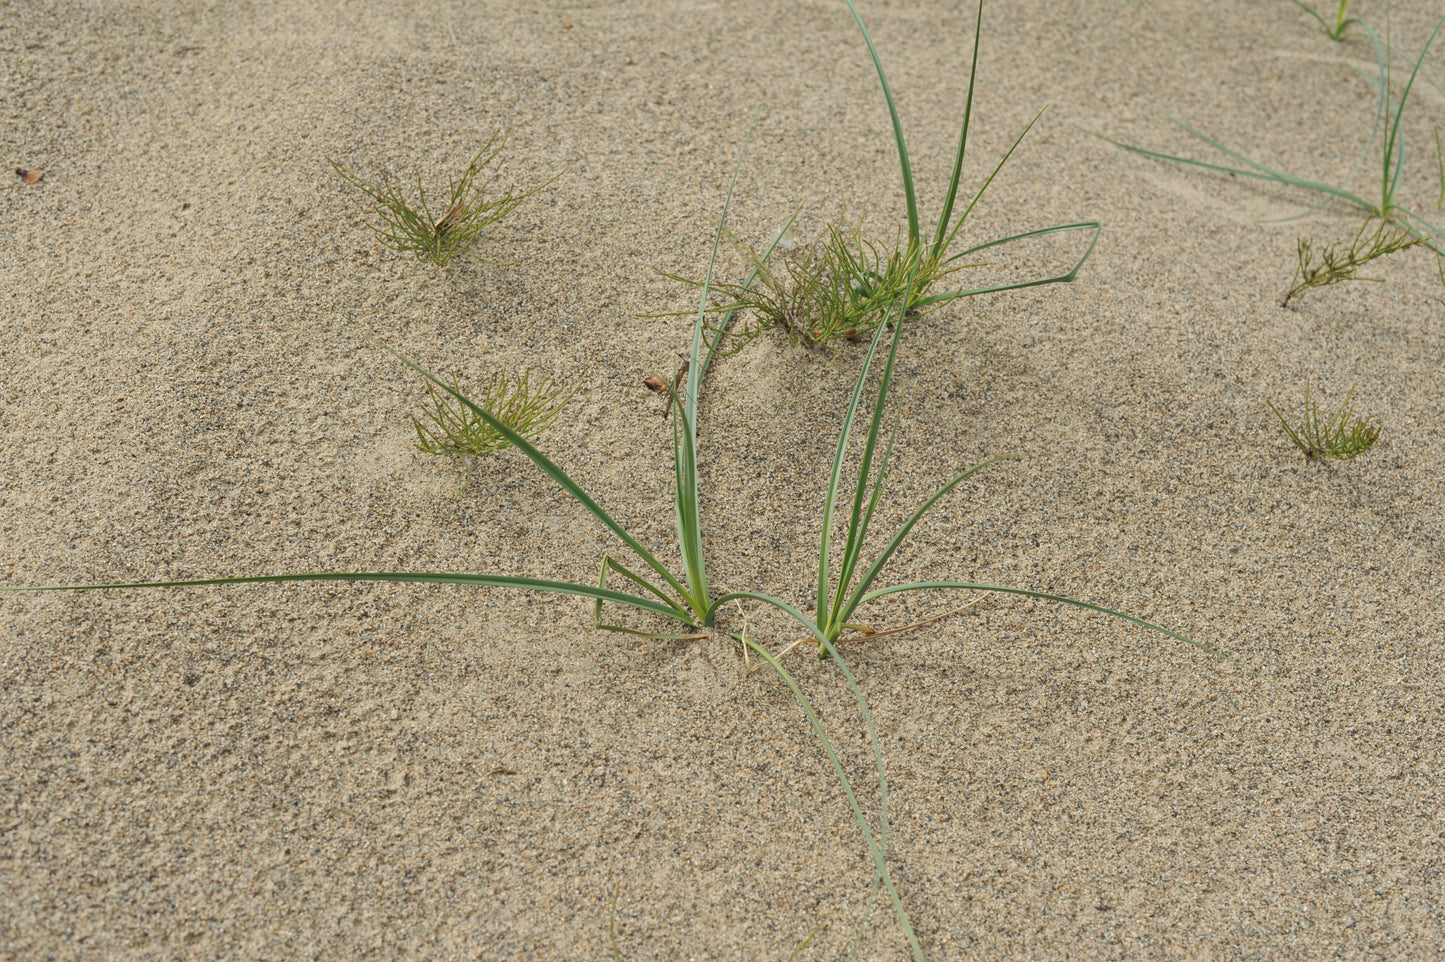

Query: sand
[3,0,1444,957]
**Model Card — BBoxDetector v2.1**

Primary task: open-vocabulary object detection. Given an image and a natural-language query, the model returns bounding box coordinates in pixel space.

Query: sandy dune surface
[3,0,1443,958]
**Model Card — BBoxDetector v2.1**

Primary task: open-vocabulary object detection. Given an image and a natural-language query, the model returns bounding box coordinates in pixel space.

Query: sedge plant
[662,0,1100,355]
[1097,11,1445,280]
[331,131,555,268]
[412,369,574,492]
[1268,381,1381,460]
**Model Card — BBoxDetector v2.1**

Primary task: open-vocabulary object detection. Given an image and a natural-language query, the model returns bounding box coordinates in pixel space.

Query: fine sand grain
[3,0,1444,958]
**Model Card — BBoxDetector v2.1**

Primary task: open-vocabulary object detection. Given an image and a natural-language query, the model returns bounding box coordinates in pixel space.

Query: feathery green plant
[3,5,1247,956]
[1097,12,1445,265]
[413,370,574,492]
[1283,217,1425,307]
[1268,381,1381,460]
[663,0,1099,354]
[331,131,554,267]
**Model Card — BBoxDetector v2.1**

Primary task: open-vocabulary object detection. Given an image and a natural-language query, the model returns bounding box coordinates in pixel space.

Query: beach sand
[3,0,1443,957]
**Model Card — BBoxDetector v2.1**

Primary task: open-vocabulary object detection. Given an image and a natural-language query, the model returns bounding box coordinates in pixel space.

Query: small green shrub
[1268,381,1381,460]
[331,131,554,268]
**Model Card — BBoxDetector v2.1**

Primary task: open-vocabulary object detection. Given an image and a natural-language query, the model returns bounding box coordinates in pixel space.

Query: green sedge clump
[660,0,1098,354]
[331,131,555,268]
[1269,382,1381,461]
[413,370,573,491]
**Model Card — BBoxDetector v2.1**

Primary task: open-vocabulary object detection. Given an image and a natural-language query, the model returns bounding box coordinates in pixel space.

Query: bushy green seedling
[1283,217,1426,307]
[413,370,574,492]
[331,131,554,267]
[1268,382,1381,460]
[664,0,1099,354]
[1098,12,1445,278]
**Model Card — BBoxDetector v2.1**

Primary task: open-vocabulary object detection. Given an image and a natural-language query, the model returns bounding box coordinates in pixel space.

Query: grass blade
[721,586,922,960]
[937,104,1049,257]
[834,453,1022,628]
[0,571,689,622]
[858,580,1254,673]
[931,0,985,252]
[377,340,694,610]
[840,0,919,247]
[829,259,921,637]
[1381,15,1445,213]
[1089,124,1373,212]
[925,222,1101,303]
[673,130,754,620]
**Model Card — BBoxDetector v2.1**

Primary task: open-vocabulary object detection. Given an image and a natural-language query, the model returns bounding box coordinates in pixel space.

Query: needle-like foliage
[1268,382,1381,461]
[1283,217,1426,307]
[331,131,555,268]
[413,370,574,491]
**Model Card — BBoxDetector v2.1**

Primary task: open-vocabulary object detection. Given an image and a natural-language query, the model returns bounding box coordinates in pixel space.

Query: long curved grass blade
[596,555,698,625]
[1089,125,1373,212]
[832,316,907,627]
[815,315,895,630]
[724,600,922,962]
[1285,0,1327,32]
[0,571,690,621]
[834,453,1021,628]
[830,262,920,635]
[840,0,919,247]
[375,340,693,610]
[926,222,1101,302]
[937,104,1048,257]
[932,0,985,252]
[673,131,753,619]
[1381,15,1445,213]
[836,408,899,604]
[858,580,1256,674]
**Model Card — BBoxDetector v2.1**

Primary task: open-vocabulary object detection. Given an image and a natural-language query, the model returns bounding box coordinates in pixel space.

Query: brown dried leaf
[434,199,465,237]
[642,375,667,393]
[15,167,43,185]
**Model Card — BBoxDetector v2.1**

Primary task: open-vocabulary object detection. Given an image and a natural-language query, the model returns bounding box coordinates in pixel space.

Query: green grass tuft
[1268,381,1382,460]
[662,0,1099,356]
[331,131,555,268]
[413,369,574,492]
